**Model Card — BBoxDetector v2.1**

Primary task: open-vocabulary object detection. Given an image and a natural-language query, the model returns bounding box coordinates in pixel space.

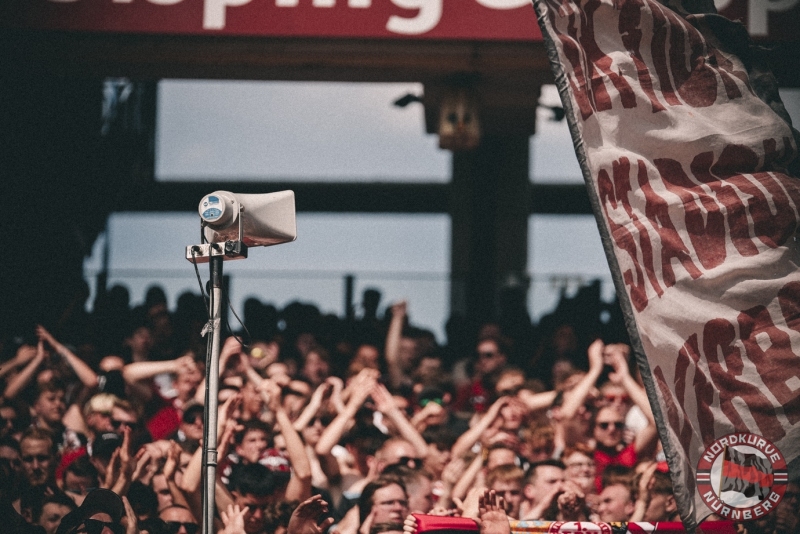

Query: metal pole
[345,274,355,321]
[202,254,223,534]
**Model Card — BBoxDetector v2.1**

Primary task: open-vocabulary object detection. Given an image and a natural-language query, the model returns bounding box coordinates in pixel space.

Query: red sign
[5,0,542,41]
[6,0,797,42]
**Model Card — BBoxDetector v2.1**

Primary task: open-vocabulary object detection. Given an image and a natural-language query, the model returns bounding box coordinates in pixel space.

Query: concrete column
[449,134,530,327]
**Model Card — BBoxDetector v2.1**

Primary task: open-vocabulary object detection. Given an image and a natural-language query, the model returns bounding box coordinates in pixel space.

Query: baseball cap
[56,488,125,533]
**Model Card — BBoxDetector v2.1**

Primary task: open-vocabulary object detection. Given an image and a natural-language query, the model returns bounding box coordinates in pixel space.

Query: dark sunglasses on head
[596,421,625,431]
[166,521,200,534]
[78,518,125,534]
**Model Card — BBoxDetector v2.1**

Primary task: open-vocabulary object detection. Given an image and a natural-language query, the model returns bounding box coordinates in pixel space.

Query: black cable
[222,274,251,350]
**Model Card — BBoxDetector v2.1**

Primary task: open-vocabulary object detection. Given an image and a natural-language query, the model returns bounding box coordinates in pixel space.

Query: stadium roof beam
[115,181,592,215]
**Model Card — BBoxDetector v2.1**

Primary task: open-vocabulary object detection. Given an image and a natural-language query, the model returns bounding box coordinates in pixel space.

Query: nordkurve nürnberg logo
[697,432,788,520]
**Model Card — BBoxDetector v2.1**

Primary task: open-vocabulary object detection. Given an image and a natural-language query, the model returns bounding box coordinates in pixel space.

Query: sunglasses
[603,394,631,403]
[419,397,443,408]
[309,416,333,426]
[166,521,200,534]
[110,420,140,430]
[78,518,125,534]
[596,421,625,431]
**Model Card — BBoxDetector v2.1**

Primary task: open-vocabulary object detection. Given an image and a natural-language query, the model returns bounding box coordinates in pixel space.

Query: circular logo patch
[697,432,787,520]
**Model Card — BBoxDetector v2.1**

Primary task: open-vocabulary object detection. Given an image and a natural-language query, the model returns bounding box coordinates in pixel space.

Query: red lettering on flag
[738,305,800,425]
[655,157,727,270]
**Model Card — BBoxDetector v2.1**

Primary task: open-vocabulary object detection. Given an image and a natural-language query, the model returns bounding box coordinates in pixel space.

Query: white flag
[532,0,800,529]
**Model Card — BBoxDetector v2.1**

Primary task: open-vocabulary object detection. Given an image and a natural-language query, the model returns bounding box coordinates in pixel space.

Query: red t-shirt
[594,442,637,493]
[454,379,490,413]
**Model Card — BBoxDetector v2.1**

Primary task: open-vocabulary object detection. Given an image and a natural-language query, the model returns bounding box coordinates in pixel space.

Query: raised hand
[587,338,605,373]
[221,503,247,534]
[287,495,335,534]
[14,344,39,366]
[476,490,510,534]
[458,486,483,520]
[326,376,346,413]
[130,448,152,483]
[162,440,183,482]
[259,379,283,414]
[347,368,380,406]
[604,343,631,384]
[391,300,407,318]
[556,481,586,520]
[122,496,139,534]
[176,353,200,379]
[103,448,121,489]
[441,458,466,488]
[220,336,244,371]
[35,324,57,347]
[370,382,397,414]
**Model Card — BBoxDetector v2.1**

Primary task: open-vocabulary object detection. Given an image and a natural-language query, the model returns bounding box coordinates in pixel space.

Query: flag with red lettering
[531,0,800,529]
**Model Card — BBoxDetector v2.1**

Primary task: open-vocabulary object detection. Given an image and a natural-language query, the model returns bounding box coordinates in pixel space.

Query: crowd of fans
[1,284,798,534]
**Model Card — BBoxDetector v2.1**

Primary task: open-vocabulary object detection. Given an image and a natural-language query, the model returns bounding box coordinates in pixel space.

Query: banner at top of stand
[4,0,540,40]
[3,0,798,41]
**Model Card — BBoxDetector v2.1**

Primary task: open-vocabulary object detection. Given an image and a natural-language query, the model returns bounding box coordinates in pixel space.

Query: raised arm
[315,369,377,457]
[517,389,558,413]
[162,440,192,510]
[384,301,407,390]
[3,340,46,399]
[559,339,604,420]
[370,382,427,458]
[287,495,335,534]
[261,379,312,501]
[37,325,98,388]
[0,344,38,381]
[450,452,484,503]
[604,344,658,455]
[122,358,179,383]
[193,336,245,405]
[293,380,330,432]
[179,394,239,495]
[628,461,659,522]
[450,396,510,460]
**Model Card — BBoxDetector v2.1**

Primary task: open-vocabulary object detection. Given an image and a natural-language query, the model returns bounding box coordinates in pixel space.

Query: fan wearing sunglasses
[159,504,199,534]
[591,405,656,494]
[590,341,659,493]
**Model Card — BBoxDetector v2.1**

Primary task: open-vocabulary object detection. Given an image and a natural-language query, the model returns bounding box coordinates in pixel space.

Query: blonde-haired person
[63,393,120,444]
